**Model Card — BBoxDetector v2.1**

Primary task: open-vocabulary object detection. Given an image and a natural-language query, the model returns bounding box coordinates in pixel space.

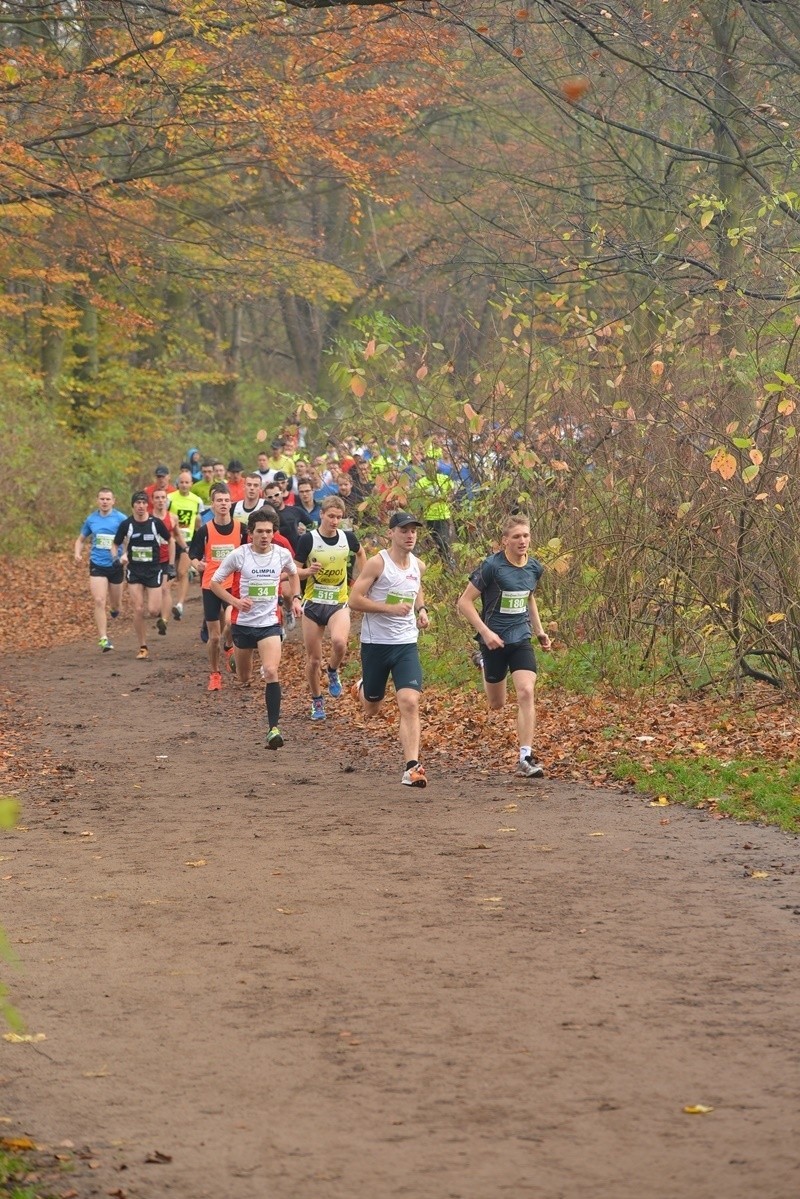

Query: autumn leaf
[184,858,206,867]
[151,30,165,46]
[710,449,736,480]
[766,612,785,623]
[683,1104,714,1115]
[650,359,665,377]
[350,375,366,398]
[3,1032,46,1043]
[0,1136,37,1151]
[561,77,590,102]
[416,364,428,380]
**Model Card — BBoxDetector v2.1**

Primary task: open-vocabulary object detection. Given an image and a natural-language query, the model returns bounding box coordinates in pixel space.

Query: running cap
[154,464,169,476]
[131,490,149,504]
[271,438,284,450]
[273,470,288,482]
[389,510,424,529]
[227,458,244,472]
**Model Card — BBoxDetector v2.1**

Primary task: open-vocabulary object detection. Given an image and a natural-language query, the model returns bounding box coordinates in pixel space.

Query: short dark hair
[131,490,148,504]
[248,508,274,533]
[210,483,231,498]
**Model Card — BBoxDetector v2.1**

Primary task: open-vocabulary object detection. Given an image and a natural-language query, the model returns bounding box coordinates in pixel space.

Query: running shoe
[98,636,113,652]
[311,696,326,721]
[471,649,484,670]
[157,616,167,636]
[200,621,209,644]
[207,671,222,691]
[172,602,183,621]
[224,645,236,674]
[516,755,545,779]
[266,726,284,750]
[327,669,343,698]
[136,646,149,660]
[401,764,427,788]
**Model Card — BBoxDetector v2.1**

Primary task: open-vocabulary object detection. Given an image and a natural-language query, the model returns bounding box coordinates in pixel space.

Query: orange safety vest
[201,521,244,589]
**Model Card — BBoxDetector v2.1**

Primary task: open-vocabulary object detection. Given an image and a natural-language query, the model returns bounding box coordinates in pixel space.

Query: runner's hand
[165,564,176,580]
[483,630,504,650]
[389,602,413,617]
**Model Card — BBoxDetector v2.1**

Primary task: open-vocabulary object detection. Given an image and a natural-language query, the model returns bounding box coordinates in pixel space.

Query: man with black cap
[225,459,246,504]
[144,464,175,512]
[348,511,430,788]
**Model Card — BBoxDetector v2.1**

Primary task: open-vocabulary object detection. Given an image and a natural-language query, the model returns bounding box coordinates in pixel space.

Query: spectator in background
[187,448,203,482]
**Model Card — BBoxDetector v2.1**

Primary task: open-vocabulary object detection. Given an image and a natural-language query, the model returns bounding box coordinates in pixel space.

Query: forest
[2,0,800,692]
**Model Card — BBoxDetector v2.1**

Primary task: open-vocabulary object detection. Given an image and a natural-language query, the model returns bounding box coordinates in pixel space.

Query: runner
[188,484,245,691]
[456,513,551,778]
[143,464,175,512]
[209,509,302,748]
[73,487,127,652]
[113,492,171,660]
[294,496,366,721]
[232,473,265,524]
[151,487,180,635]
[295,478,321,531]
[168,470,203,620]
[348,511,430,788]
[225,459,246,504]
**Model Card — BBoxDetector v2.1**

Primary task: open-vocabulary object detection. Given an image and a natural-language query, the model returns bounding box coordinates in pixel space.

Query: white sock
[519,745,531,763]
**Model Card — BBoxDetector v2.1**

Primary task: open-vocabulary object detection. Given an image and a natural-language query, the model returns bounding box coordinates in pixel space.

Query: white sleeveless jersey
[360,550,422,645]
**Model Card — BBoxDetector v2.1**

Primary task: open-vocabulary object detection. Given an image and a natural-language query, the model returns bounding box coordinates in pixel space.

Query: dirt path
[2,604,800,1199]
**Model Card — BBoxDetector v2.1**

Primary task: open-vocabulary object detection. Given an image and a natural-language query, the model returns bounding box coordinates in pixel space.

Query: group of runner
[74,452,551,784]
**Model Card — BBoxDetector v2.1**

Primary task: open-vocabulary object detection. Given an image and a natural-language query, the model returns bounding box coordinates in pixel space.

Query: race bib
[312,584,340,604]
[500,589,528,613]
[248,583,277,598]
[211,545,233,560]
[386,591,415,605]
[131,546,151,563]
[95,533,114,550]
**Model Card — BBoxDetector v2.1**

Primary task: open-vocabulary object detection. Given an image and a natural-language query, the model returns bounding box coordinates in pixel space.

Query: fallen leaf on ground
[184,859,206,867]
[683,1103,714,1114]
[3,1032,46,1043]
[0,1135,37,1150]
[750,870,769,879]
[649,796,670,807]
[589,831,606,837]
[144,1150,172,1164]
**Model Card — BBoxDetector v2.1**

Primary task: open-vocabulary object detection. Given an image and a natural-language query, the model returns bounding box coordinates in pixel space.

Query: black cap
[273,470,288,483]
[271,438,284,450]
[389,510,423,529]
[227,459,244,472]
[154,464,169,477]
[131,490,149,504]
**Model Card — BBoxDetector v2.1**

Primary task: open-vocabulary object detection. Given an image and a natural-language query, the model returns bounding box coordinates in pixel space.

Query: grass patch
[0,1147,46,1198]
[613,754,800,833]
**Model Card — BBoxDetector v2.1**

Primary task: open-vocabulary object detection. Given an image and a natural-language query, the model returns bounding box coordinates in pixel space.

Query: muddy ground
[2,600,799,1198]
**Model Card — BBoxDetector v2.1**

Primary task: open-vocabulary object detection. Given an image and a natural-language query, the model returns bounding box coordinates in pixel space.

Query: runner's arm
[73,533,87,563]
[528,593,551,649]
[457,580,503,649]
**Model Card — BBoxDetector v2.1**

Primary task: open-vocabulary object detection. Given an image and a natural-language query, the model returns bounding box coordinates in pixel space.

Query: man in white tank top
[348,511,430,788]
